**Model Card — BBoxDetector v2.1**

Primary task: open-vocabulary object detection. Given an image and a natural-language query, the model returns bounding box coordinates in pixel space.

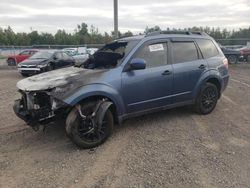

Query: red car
[7,49,38,66]
[239,48,250,62]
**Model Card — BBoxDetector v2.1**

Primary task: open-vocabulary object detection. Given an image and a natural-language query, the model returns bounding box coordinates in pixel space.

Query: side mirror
[130,58,146,70]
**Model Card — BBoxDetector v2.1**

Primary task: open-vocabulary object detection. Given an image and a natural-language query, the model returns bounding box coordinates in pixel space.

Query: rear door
[122,39,174,113]
[171,39,208,103]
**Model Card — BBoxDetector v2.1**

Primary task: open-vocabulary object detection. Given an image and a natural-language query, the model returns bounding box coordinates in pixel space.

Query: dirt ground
[0,64,250,188]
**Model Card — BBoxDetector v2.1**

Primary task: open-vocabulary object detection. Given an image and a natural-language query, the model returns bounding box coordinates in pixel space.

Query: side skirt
[118,100,194,124]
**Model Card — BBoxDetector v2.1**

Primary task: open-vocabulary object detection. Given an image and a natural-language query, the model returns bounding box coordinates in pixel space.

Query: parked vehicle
[87,48,99,55]
[13,31,229,149]
[7,49,38,66]
[71,48,98,66]
[17,50,75,76]
[239,47,250,62]
[62,48,78,56]
[72,53,89,66]
[220,46,240,64]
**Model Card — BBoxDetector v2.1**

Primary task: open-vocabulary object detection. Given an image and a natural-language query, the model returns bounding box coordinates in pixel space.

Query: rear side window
[172,42,199,64]
[196,39,219,58]
[133,42,167,68]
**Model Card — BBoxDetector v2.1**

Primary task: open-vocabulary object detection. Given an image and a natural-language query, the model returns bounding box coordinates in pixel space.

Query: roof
[119,31,211,42]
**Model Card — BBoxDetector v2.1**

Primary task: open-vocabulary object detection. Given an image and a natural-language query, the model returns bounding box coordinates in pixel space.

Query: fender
[192,69,223,99]
[62,84,126,116]
[95,101,113,127]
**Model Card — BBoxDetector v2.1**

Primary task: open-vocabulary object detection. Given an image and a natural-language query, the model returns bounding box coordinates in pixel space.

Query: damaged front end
[13,89,70,130]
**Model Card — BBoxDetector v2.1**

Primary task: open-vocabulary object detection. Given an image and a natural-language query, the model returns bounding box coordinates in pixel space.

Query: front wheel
[194,83,219,115]
[47,63,53,71]
[65,102,114,149]
[7,59,16,66]
[228,55,238,64]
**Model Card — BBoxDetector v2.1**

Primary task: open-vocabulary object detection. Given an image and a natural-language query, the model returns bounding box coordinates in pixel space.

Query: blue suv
[14,31,229,149]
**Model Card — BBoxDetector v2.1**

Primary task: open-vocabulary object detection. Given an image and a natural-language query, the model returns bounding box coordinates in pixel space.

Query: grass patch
[0,55,6,59]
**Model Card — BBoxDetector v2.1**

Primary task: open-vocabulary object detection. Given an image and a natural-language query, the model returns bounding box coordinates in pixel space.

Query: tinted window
[133,43,167,68]
[172,42,199,64]
[196,39,219,58]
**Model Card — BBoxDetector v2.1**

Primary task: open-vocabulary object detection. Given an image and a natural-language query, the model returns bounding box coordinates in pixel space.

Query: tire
[228,55,238,64]
[65,102,114,149]
[47,63,53,71]
[194,83,219,115]
[7,59,16,66]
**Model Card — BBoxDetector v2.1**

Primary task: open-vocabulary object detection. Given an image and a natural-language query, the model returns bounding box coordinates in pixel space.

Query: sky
[0,0,250,34]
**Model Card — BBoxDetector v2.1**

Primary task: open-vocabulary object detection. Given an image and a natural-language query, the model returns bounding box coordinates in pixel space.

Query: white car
[62,48,78,56]
[87,48,98,55]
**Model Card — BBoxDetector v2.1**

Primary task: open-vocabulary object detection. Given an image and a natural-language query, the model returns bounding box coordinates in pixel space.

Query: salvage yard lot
[0,65,250,188]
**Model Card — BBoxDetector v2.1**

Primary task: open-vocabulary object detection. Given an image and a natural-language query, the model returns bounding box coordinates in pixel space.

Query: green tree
[144,26,161,34]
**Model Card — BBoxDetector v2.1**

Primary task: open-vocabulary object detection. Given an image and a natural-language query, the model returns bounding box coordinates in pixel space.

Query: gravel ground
[0,64,250,188]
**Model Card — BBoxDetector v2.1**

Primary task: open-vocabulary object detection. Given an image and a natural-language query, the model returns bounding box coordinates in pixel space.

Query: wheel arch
[63,84,126,124]
[193,71,223,100]
[206,77,221,97]
[75,95,119,124]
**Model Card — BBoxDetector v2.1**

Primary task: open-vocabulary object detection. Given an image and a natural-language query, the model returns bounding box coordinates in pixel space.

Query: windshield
[82,40,139,69]
[29,51,54,59]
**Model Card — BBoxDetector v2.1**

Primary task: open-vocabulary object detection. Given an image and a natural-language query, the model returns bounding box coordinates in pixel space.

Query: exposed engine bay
[82,41,129,69]
[13,90,68,130]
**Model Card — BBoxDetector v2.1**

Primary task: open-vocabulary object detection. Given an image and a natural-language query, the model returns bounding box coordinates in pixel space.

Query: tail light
[223,58,228,69]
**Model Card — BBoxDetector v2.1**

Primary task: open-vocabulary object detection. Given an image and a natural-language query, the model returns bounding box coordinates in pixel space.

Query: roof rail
[146,30,207,37]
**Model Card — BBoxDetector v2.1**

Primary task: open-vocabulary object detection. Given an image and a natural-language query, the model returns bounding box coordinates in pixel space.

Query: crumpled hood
[17,66,106,91]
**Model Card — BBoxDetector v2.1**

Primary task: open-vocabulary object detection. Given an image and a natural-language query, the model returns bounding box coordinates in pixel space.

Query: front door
[122,40,173,113]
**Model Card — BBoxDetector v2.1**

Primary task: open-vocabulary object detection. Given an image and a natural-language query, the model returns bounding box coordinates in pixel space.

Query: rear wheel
[194,83,219,114]
[7,59,16,66]
[228,55,238,64]
[66,102,114,149]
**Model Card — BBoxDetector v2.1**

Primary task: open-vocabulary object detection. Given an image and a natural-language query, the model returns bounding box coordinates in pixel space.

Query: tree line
[0,23,250,46]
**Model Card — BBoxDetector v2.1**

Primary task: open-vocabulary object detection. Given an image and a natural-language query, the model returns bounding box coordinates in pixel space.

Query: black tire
[228,55,238,64]
[194,83,219,115]
[7,59,16,66]
[47,63,53,71]
[65,102,114,149]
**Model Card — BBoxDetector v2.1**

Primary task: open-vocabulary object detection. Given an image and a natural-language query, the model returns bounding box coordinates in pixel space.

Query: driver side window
[133,42,168,68]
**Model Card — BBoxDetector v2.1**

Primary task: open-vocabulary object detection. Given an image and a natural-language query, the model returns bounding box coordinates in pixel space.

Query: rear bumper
[221,75,229,92]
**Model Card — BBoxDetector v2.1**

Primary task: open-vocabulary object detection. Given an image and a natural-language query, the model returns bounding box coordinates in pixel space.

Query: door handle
[162,70,172,75]
[199,64,206,69]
